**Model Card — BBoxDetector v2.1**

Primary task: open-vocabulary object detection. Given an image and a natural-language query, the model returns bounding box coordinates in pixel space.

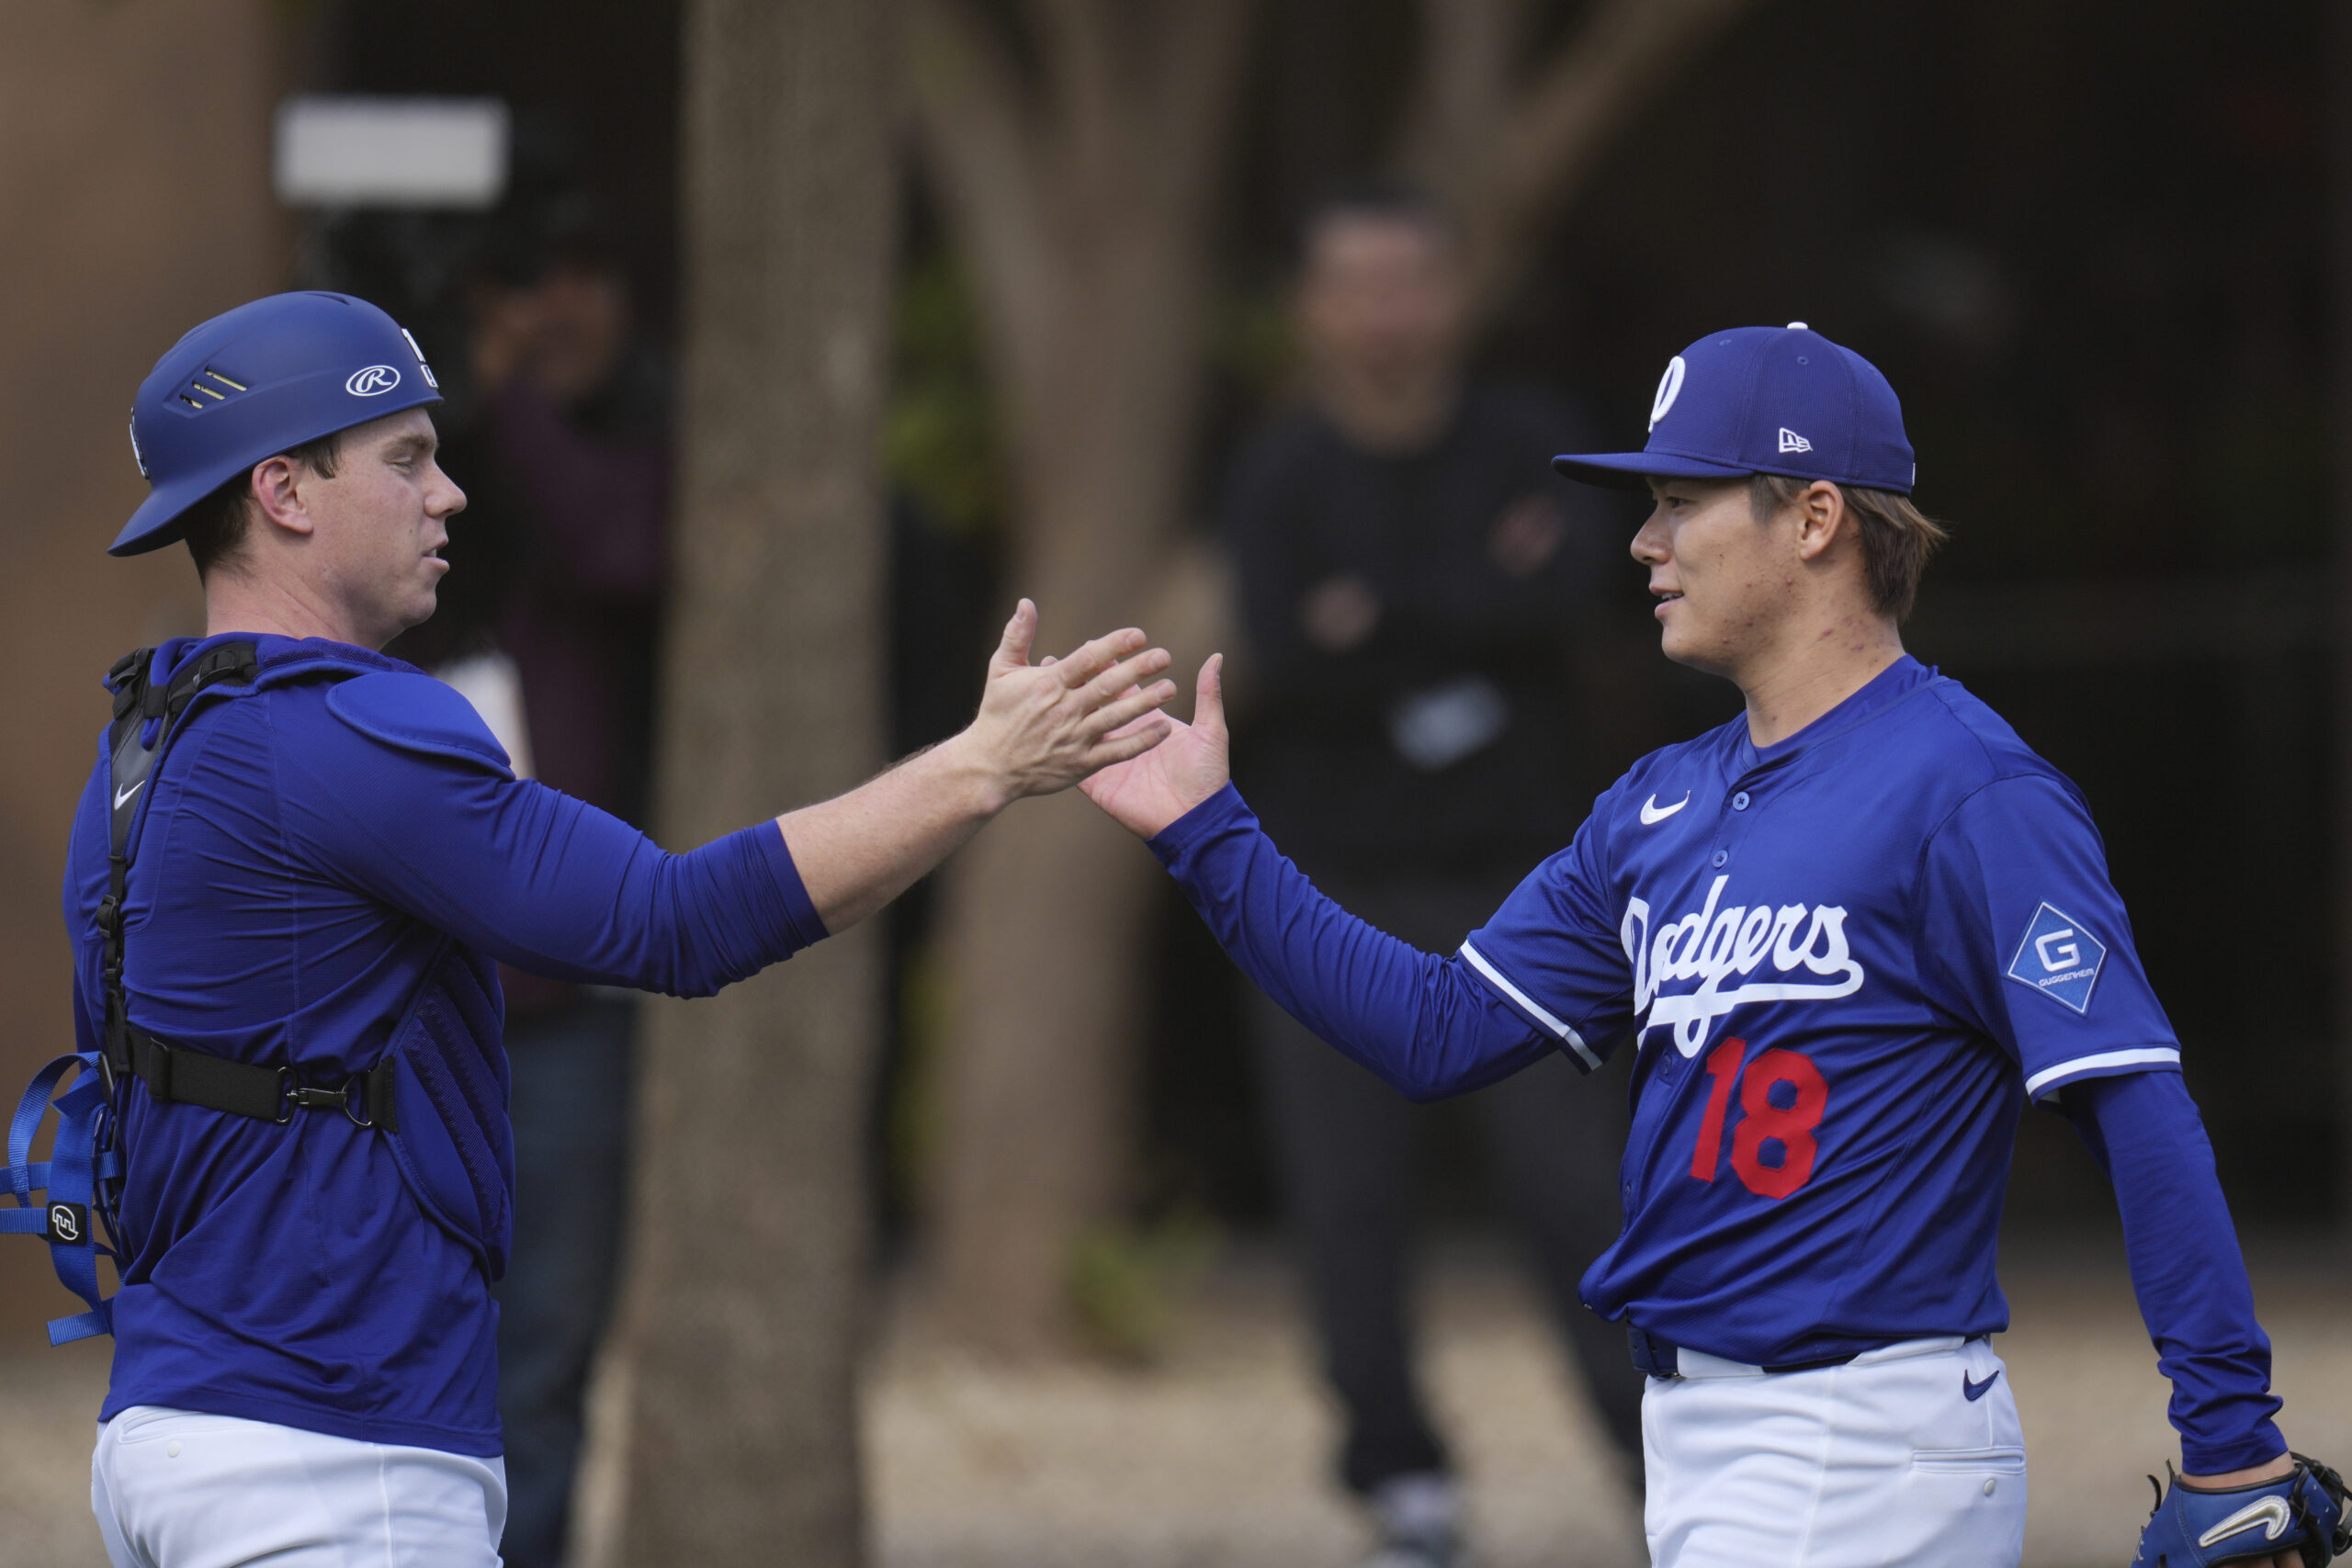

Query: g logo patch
[1649,355,1687,431]
[2005,901,2107,1014]
[345,365,401,397]
[47,1202,86,1244]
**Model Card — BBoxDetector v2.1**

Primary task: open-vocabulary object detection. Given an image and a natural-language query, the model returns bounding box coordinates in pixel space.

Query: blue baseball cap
[1553,323,1916,495]
[113,291,444,557]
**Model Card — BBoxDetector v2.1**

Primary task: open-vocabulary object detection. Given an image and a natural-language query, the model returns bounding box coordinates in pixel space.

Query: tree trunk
[911,0,1249,1353]
[925,225,1221,1351]
[613,2,897,1562]
[908,0,1758,1353]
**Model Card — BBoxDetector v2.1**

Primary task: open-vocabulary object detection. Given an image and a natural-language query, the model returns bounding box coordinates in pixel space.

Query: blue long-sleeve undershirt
[276,716,822,999]
[1149,784,1560,1100]
[2060,1071,2284,1473]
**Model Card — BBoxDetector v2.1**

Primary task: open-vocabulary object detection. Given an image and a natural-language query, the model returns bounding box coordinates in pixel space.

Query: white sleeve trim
[1458,941,1600,1071]
[2023,1046,2181,1100]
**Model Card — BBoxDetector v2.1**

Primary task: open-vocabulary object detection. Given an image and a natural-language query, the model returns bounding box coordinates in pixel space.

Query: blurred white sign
[275,96,510,209]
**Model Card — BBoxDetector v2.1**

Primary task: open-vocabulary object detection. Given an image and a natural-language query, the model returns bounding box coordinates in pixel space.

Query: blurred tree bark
[906,0,1759,1355]
[908,0,1250,1352]
[614,1,896,1562]
[1401,0,1763,320]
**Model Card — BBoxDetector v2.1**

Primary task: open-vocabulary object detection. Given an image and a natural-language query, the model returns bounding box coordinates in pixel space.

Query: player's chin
[399,581,442,630]
[1653,613,1696,663]
[1657,623,1729,676]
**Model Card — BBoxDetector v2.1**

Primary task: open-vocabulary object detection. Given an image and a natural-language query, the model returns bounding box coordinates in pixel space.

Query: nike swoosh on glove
[2132,1454,2352,1567]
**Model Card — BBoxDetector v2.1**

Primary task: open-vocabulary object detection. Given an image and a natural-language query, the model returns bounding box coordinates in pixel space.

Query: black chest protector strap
[97,644,396,1129]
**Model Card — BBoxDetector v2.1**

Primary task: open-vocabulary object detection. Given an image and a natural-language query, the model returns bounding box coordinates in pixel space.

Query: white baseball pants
[1642,1335,2028,1567]
[91,1405,507,1567]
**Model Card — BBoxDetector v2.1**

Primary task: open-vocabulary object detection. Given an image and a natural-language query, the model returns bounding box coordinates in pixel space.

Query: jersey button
[1732,791,1750,810]
[1711,849,1728,868]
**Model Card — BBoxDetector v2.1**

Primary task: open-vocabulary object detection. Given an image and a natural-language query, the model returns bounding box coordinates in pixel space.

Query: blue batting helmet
[113,291,444,557]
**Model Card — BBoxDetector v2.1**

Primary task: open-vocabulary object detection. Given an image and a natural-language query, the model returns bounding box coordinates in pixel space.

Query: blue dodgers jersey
[1462,656,2183,1364]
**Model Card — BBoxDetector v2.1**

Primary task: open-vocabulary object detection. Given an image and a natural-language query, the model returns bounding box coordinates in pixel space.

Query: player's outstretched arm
[782,600,1177,933]
[1080,656,1563,1101]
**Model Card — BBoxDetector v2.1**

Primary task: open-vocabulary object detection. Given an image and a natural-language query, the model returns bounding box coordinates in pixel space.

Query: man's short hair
[181,432,345,580]
[1748,473,1948,623]
[1296,174,1459,265]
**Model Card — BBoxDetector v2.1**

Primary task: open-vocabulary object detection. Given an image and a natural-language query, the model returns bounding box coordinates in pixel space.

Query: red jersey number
[1690,1037,1829,1201]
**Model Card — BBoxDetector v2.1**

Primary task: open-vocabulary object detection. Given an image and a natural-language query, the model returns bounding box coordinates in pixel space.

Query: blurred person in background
[391,188,669,1568]
[1220,177,1645,1568]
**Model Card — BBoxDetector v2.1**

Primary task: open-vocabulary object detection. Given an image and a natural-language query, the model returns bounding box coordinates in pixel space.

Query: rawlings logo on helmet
[345,365,401,397]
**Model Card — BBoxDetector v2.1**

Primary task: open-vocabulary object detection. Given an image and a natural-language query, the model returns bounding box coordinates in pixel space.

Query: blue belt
[1628,1324,1867,1380]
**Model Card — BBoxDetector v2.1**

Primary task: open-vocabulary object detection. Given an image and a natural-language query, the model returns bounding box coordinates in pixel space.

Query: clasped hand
[964,599,1181,803]
[1079,652,1234,840]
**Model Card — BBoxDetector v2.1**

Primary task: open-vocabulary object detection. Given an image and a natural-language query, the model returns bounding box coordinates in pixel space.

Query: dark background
[324,0,2338,1236]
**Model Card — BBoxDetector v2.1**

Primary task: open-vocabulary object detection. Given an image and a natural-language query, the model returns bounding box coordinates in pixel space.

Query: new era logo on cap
[1552,322,1917,495]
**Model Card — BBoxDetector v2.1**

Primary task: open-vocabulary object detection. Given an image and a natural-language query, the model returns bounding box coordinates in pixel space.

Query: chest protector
[5,642,515,1345]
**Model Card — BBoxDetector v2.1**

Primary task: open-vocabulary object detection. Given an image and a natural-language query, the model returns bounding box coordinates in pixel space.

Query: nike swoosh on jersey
[114,780,143,810]
[2199,1495,2290,1548]
[1962,1370,2000,1402]
[1639,793,1690,825]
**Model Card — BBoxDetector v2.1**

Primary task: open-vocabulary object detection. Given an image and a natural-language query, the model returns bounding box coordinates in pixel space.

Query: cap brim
[1551,450,1753,490]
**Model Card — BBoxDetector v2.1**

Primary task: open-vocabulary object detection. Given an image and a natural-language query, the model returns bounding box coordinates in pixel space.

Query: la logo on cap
[1649,355,1687,431]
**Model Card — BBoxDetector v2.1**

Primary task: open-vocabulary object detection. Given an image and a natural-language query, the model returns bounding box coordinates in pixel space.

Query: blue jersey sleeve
[2062,1071,2285,1473]
[1454,795,1634,1068]
[1151,785,1561,1100]
[1918,774,2180,1100]
[277,683,823,996]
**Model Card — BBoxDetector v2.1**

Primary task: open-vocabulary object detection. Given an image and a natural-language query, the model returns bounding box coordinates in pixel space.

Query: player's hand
[960,599,1176,804]
[1079,653,1230,839]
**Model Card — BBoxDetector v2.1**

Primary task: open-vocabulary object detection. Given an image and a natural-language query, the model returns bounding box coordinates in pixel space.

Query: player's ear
[249,455,319,539]
[1792,479,1849,562]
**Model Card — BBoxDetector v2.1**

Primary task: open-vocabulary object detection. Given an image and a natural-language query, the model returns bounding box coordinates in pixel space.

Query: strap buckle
[275,1069,379,1128]
[341,1074,379,1130]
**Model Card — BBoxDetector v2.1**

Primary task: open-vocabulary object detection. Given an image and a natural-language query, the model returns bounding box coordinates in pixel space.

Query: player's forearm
[2064,1070,2286,1473]
[1152,784,1555,1099]
[777,733,1011,934]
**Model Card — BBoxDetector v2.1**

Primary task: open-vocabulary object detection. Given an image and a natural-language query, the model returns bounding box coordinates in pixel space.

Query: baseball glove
[2132,1454,2352,1567]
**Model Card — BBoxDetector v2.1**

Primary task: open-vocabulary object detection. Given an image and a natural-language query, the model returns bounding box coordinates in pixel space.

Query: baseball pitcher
[1081,323,2348,1568]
